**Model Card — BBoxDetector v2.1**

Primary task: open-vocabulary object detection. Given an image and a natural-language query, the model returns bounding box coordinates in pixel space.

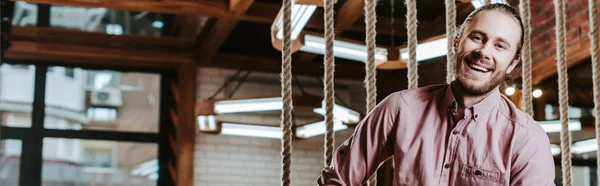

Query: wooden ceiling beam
[4,26,194,69]
[16,0,229,17]
[194,0,254,64]
[204,54,366,80]
[531,31,597,84]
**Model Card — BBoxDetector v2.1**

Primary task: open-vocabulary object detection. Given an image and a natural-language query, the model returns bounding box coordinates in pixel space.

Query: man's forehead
[467,10,521,43]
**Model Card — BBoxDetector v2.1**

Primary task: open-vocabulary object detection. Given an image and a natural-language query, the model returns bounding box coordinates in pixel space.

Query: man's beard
[454,52,508,96]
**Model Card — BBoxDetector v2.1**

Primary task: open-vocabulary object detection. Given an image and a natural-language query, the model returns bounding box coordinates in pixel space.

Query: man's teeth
[469,64,489,72]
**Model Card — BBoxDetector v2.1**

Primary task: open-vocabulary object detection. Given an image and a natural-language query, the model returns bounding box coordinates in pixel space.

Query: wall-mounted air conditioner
[90,88,122,107]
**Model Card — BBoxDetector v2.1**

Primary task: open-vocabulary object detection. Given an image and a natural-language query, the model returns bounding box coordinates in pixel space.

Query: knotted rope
[364,0,377,184]
[520,0,533,116]
[323,0,336,168]
[406,0,418,89]
[280,0,293,185]
[553,0,572,184]
[445,0,456,84]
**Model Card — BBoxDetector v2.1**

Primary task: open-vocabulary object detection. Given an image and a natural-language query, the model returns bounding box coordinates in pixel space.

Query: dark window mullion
[20,65,47,186]
[43,129,159,143]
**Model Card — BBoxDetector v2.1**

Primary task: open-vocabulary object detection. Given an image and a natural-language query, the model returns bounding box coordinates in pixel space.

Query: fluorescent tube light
[131,159,158,176]
[302,34,388,63]
[274,3,317,40]
[471,0,508,8]
[400,38,448,62]
[550,139,598,155]
[572,139,598,154]
[197,115,217,131]
[538,120,581,133]
[313,102,360,124]
[221,123,283,139]
[214,97,283,114]
[296,120,348,138]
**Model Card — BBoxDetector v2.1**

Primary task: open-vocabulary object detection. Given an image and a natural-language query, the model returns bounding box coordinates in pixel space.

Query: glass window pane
[12,2,165,36]
[42,138,158,186]
[0,64,35,128]
[44,66,160,133]
[0,139,22,186]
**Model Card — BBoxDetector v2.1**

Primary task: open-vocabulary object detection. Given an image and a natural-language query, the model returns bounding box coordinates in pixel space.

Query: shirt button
[444,164,451,168]
[475,170,482,175]
[474,114,478,118]
[452,130,459,135]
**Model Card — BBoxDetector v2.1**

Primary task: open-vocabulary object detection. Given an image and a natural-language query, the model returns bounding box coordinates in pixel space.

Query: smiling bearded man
[316,3,555,186]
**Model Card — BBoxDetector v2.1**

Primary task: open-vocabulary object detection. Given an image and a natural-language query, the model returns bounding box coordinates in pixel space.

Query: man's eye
[496,44,507,50]
[472,36,483,41]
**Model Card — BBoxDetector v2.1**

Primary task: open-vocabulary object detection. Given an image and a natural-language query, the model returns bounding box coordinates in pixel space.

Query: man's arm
[316,92,403,186]
[510,118,556,186]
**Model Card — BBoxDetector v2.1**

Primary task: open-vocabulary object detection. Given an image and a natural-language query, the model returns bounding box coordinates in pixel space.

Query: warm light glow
[533,89,543,98]
[220,123,283,139]
[504,87,515,96]
[538,120,582,133]
[274,4,317,40]
[313,102,360,124]
[400,38,448,62]
[302,34,388,63]
[214,97,283,114]
[296,120,348,138]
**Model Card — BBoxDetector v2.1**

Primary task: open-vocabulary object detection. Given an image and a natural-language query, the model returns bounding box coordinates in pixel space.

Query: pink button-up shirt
[317,84,555,186]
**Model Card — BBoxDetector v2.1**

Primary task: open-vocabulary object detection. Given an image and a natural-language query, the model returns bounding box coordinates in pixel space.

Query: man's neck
[450,81,497,110]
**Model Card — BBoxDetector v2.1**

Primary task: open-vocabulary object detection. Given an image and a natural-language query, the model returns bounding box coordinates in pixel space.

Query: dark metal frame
[0,63,176,186]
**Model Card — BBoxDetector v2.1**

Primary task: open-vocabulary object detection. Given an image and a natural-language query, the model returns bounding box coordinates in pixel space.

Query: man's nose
[476,43,494,60]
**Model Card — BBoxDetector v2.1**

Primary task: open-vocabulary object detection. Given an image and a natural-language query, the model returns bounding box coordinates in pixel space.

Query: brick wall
[529,0,600,62]
[194,67,368,186]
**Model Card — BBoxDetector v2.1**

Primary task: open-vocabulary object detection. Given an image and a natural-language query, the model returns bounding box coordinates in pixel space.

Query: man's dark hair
[456,3,525,60]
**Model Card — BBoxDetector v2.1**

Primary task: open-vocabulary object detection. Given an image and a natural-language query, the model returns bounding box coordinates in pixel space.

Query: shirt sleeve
[316,92,403,186]
[510,117,556,186]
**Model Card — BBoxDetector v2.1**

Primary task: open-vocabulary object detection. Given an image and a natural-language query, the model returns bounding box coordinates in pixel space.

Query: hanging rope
[519,0,533,116]
[587,0,600,180]
[280,0,293,185]
[364,0,377,184]
[323,0,336,168]
[553,0,572,184]
[445,0,456,84]
[406,0,418,89]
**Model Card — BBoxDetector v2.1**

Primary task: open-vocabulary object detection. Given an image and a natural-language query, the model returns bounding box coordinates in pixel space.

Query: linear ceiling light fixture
[214,97,283,114]
[273,3,317,40]
[551,138,599,156]
[313,100,360,124]
[296,120,348,139]
[301,34,388,63]
[399,38,448,62]
[538,120,582,133]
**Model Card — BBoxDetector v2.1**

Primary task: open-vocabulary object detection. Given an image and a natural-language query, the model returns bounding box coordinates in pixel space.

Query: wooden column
[533,95,547,121]
[176,63,197,186]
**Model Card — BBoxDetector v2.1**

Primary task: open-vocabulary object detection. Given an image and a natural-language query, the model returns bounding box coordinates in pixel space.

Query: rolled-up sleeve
[510,117,556,186]
[316,92,403,186]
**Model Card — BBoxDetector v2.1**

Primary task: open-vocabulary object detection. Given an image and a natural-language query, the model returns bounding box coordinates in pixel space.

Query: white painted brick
[261,148,280,156]
[229,153,253,160]
[218,160,243,167]
[229,168,254,176]
[228,137,250,145]
[250,138,274,147]
[245,176,267,183]
[293,163,311,171]
[209,167,231,174]
[238,147,261,154]
[252,154,275,161]
[243,161,266,169]
[197,144,216,152]
[205,151,229,158]
[216,144,239,153]
[198,174,222,181]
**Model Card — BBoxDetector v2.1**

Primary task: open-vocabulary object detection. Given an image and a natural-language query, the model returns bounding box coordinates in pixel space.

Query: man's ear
[506,55,521,74]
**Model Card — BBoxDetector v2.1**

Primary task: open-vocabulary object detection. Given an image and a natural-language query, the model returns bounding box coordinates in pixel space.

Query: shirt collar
[443,84,502,119]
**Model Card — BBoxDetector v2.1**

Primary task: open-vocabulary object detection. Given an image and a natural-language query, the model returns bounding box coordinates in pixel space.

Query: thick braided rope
[364,0,377,185]
[484,0,492,5]
[323,0,335,168]
[445,0,456,84]
[553,0,572,185]
[280,0,293,185]
[406,0,418,89]
[520,0,534,116]
[587,0,600,179]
